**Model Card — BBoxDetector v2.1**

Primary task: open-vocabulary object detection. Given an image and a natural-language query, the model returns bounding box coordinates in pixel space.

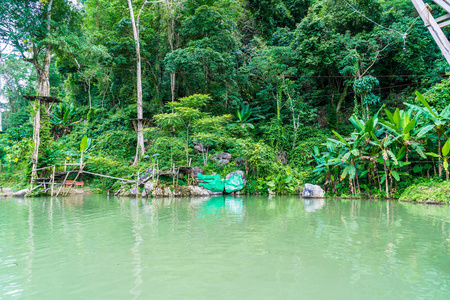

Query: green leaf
[444,160,449,171]
[417,125,435,138]
[332,130,350,148]
[391,170,400,181]
[284,176,293,183]
[80,135,88,153]
[426,152,441,158]
[385,109,394,124]
[403,119,416,134]
[415,91,438,118]
[442,138,450,157]
[393,108,400,127]
[351,149,359,156]
[341,167,349,180]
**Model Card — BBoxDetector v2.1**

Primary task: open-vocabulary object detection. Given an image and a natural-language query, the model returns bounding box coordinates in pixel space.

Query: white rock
[13,189,30,198]
[302,184,325,198]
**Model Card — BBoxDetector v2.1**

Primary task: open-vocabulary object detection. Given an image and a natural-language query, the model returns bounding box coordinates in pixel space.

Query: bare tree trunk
[31,0,53,178]
[128,0,146,166]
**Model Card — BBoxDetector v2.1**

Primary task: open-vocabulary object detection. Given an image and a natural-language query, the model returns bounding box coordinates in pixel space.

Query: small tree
[154,94,211,165]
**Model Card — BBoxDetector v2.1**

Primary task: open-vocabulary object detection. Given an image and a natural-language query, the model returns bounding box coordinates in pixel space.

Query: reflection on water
[302,198,325,212]
[1,195,450,300]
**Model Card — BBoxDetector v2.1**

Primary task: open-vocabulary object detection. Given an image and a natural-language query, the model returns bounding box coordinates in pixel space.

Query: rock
[152,186,164,197]
[213,152,232,166]
[268,189,276,195]
[163,187,173,197]
[142,189,148,197]
[225,170,247,186]
[129,187,139,196]
[302,184,325,198]
[188,186,211,196]
[220,152,232,160]
[13,189,30,198]
[0,188,13,198]
[194,142,207,153]
[139,169,155,185]
[236,158,245,166]
[144,181,156,193]
[191,167,203,178]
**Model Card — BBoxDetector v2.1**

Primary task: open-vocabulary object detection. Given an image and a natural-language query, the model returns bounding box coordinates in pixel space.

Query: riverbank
[399,180,450,204]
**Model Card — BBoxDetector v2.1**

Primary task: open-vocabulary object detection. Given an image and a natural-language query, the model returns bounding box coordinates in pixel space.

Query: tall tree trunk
[128,0,145,166]
[31,0,53,178]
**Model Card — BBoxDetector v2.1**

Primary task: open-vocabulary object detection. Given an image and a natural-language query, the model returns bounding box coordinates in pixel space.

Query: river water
[0,195,449,299]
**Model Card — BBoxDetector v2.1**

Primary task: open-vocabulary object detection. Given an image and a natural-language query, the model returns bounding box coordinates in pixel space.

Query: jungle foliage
[1,0,450,196]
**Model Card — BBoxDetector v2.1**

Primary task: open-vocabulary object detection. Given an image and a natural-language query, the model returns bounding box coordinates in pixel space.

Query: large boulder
[13,189,30,198]
[225,170,247,186]
[302,184,325,198]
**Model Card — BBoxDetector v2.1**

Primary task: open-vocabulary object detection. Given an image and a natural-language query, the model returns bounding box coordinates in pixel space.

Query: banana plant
[380,107,425,163]
[426,138,450,180]
[311,142,339,192]
[328,130,365,195]
[369,132,402,198]
[406,91,450,177]
[51,102,79,139]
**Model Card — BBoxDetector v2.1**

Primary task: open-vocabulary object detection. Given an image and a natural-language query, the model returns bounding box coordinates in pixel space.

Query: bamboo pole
[51,165,55,197]
[136,171,139,198]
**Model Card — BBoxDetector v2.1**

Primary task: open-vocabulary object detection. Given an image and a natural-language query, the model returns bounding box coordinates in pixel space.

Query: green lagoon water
[1,195,450,299]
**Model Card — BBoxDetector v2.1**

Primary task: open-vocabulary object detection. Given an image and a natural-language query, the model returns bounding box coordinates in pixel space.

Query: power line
[342,0,422,51]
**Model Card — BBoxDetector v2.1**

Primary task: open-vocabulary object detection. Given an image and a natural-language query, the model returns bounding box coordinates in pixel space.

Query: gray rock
[163,187,173,197]
[152,186,164,197]
[139,169,155,185]
[188,186,211,196]
[0,188,13,198]
[220,152,232,160]
[194,142,207,153]
[13,189,30,198]
[217,159,230,166]
[144,181,155,193]
[236,158,245,166]
[129,187,139,196]
[213,152,232,166]
[302,184,325,198]
[191,167,203,178]
[142,189,148,197]
[225,170,247,186]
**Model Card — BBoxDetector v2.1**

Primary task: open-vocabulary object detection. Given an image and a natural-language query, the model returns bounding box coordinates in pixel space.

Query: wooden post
[31,99,41,179]
[51,165,55,197]
[156,160,160,183]
[136,171,139,198]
